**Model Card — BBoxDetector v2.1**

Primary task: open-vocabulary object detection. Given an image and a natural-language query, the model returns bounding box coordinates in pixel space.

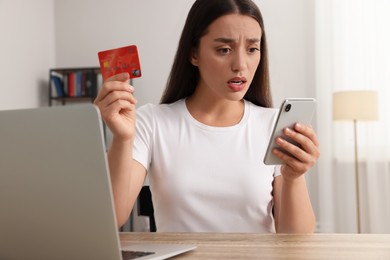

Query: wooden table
[120,232,390,259]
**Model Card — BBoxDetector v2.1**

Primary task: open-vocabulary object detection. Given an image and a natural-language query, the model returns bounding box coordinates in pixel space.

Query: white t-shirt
[133,99,281,233]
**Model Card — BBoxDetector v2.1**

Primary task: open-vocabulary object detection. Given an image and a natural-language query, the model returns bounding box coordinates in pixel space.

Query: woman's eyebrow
[214,37,235,43]
[247,38,261,44]
[213,37,261,43]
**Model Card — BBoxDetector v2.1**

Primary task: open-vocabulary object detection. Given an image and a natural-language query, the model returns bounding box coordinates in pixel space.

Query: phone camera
[285,104,292,112]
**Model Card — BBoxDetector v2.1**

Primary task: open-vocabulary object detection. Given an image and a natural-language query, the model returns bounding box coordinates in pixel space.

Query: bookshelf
[49,67,102,106]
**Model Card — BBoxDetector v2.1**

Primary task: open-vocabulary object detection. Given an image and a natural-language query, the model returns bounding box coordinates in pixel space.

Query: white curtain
[315,0,390,233]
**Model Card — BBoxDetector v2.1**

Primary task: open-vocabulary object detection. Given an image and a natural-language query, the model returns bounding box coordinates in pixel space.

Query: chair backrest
[137,186,156,232]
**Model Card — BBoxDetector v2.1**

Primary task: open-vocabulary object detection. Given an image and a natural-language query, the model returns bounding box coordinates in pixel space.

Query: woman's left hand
[272,123,320,180]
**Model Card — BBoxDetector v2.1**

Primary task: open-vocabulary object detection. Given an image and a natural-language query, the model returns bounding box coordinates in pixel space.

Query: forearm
[107,137,139,227]
[276,176,316,233]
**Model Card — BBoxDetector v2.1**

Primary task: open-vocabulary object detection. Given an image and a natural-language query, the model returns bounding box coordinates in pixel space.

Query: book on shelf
[50,73,64,97]
[50,68,101,99]
[85,71,98,97]
[68,72,75,97]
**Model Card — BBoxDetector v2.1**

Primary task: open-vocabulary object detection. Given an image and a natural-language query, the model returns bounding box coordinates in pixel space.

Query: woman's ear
[190,48,199,66]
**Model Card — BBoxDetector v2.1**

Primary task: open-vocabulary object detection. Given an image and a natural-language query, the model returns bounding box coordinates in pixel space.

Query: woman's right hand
[94,72,137,141]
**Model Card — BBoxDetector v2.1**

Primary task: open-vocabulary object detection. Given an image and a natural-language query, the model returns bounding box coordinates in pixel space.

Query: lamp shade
[333,90,378,121]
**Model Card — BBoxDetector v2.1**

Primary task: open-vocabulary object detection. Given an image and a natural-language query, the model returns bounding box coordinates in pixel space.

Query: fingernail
[276,137,283,145]
[119,72,130,80]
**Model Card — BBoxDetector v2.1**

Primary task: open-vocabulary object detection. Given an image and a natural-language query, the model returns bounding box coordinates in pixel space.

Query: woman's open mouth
[227,77,247,92]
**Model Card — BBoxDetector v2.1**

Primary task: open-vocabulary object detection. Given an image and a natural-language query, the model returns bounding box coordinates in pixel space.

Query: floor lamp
[332,90,378,233]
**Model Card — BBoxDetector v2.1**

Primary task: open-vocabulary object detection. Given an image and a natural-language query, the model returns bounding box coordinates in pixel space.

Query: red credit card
[98,45,142,81]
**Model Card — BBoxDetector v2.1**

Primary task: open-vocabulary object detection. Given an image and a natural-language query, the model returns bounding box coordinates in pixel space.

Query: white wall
[261,0,316,105]
[0,0,55,110]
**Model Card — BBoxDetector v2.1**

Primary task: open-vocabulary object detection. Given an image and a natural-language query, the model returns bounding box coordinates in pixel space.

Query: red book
[68,72,75,97]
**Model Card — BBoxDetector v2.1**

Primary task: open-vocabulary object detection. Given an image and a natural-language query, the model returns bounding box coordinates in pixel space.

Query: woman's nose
[231,50,247,72]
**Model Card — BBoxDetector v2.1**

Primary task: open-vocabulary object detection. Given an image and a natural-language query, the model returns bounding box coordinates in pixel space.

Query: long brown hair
[160,0,273,108]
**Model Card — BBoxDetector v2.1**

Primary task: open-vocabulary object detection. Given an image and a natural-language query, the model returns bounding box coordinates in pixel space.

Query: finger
[274,132,318,168]
[103,99,136,117]
[99,90,137,108]
[99,98,137,125]
[274,136,309,163]
[105,72,130,83]
[95,72,131,101]
[282,126,319,158]
[94,81,134,104]
[290,124,320,160]
[294,123,320,147]
[272,146,309,173]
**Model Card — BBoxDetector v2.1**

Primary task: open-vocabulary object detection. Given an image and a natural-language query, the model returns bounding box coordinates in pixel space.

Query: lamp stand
[353,119,361,233]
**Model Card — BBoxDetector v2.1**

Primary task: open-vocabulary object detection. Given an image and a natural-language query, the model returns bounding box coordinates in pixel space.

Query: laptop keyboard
[121,250,155,259]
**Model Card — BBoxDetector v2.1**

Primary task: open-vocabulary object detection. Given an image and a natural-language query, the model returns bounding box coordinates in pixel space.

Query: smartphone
[263,98,317,165]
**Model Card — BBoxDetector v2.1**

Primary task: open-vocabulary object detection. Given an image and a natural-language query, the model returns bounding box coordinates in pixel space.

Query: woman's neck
[185,95,245,127]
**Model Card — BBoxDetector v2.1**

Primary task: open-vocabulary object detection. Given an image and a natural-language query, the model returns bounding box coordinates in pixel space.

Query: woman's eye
[217,48,231,55]
[248,47,260,53]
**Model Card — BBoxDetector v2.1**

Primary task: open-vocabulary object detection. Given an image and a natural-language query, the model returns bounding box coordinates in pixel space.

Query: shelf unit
[48,67,102,106]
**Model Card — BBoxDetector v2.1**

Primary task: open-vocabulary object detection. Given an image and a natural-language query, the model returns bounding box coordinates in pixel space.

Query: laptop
[0,104,196,260]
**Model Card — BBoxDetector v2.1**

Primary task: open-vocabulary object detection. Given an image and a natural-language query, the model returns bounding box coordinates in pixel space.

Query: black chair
[137,186,156,232]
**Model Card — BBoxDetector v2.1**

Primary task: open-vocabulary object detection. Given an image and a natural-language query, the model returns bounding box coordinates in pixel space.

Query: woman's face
[191,14,262,102]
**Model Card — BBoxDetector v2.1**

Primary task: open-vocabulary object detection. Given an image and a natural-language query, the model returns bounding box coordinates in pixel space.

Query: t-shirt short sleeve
[132,104,155,171]
[274,165,282,178]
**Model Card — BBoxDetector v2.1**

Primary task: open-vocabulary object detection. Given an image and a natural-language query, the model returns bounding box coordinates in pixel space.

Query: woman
[94,0,320,233]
